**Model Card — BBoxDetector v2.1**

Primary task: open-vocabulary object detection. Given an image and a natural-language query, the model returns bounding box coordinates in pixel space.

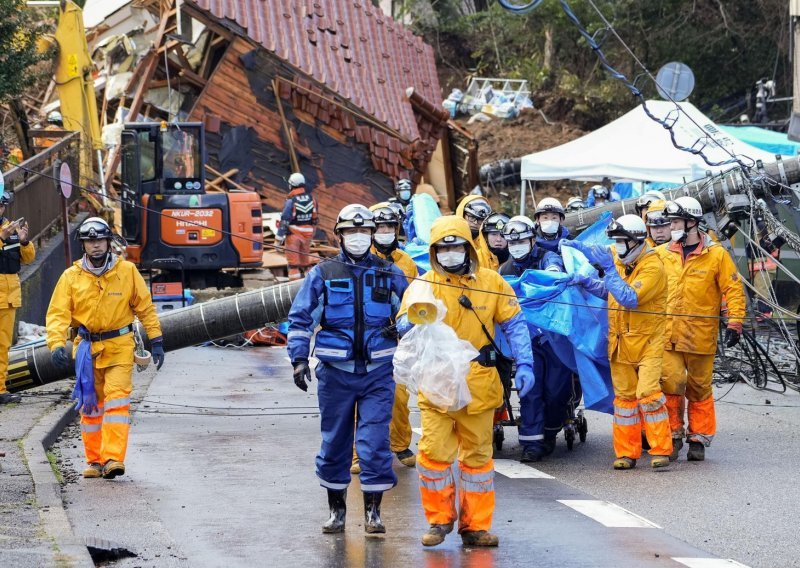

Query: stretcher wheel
[577,410,588,443]
[493,426,504,451]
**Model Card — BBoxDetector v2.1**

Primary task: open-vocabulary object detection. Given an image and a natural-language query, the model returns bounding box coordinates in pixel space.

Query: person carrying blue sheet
[287,204,409,535]
[533,198,571,254]
[499,215,578,462]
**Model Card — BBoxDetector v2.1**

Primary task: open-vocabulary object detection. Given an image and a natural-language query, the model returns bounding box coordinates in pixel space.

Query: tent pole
[520,179,526,216]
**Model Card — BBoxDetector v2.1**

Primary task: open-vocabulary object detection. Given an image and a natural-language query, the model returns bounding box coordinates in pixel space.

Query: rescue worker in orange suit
[349,202,419,475]
[0,192,34,404]
[46,217,164,479]
[287,204,409,535]
[564,215,672,469]
[455,195,494,269]
[276,172,318,281]
[396,215,534,548]
[660,197,746,461]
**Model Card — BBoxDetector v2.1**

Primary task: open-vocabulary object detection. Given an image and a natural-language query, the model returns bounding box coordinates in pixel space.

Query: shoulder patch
[633,281,643,289]
[508,298,519,307]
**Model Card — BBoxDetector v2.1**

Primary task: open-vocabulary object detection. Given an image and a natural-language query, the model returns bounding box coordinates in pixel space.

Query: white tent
[520,100,780,184]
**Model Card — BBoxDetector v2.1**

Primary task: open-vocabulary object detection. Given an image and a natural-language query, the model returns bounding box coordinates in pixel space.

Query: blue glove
[560,239,614,271]
[603,270,638,309]
[51,346,70,369]
[499,312,534,367]
[151,338,165,370]
[515,364,535,398]
[396,314,414,337]
[570,272,608,300]
[72,336,98,415]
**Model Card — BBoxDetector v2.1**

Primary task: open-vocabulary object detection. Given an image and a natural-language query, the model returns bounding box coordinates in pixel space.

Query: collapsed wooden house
[105,0,477,237]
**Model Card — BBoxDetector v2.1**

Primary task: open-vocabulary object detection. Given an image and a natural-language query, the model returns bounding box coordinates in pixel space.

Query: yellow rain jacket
[46,257,162,368]
[397,215,521,414]
[455,195,498,270]
[608,247,667,364]
[0,220,35,307]
[660,235,745,354]
[372,246,418,282]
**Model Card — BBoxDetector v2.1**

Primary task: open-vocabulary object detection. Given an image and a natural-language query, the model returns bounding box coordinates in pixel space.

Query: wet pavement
[51,345,789,567]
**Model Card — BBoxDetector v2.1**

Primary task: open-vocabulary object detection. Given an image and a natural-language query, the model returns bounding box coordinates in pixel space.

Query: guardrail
[3,132,81,246]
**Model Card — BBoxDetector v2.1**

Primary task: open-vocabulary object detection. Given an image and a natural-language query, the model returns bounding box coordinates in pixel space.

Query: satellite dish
[655,62,695,102]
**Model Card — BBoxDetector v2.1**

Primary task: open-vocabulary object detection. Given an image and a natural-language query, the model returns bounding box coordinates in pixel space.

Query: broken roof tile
[194,0,441,142]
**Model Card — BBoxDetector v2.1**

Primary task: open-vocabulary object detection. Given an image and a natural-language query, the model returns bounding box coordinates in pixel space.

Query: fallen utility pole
[6,280,303,393]
[561,156,800,235]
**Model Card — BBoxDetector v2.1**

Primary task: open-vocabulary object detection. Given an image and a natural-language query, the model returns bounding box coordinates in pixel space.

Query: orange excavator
[119,121,263,288]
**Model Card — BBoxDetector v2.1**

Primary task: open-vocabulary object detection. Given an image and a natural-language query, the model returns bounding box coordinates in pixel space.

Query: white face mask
[374,232,396,246]
[436,251,466,269]
[343,233,372,257]
[508,242,532,260]
[614,242,629,257]
[671,229,685,243]
[539,220,560,236]
[616,241,644,265]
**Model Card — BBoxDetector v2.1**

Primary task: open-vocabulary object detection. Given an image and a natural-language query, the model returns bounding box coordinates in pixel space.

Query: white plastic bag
[394,282,476,412]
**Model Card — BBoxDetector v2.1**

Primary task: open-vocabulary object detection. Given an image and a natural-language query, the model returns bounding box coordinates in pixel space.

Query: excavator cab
[121,122,263,288]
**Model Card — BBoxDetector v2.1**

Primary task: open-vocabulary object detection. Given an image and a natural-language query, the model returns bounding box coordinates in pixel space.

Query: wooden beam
[103,6,172,189]
[272,78,299,173]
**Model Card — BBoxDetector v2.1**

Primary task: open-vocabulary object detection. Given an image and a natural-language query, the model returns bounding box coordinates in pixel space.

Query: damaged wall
[189,38,407,237]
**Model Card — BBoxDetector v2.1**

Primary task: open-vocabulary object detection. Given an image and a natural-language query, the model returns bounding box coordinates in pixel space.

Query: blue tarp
[406,212,615,414]
[719,125,800,158]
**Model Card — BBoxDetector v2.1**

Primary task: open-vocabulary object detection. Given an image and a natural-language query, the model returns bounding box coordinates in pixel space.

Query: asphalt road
[53,345,800,567]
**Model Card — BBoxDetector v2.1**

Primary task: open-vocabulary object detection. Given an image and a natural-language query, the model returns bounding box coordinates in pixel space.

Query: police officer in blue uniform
[499,215,578,462]
[287,204,409,535]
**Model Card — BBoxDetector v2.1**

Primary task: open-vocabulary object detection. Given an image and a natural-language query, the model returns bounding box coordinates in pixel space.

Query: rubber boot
[668,437,683,461]
[461,530,500,547]
[322,489,347,533]
[520,447,543,463]
[363,492,386,534]
[687,441,705,461]
[421,523,454,547]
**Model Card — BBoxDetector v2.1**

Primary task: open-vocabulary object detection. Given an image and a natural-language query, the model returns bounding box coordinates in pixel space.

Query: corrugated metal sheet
[192,0,443,143]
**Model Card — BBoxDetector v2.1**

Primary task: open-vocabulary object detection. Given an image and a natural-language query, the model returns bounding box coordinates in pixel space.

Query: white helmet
[47,110,63,125]
[591,184,609,199]
[288,172,306,188]
[566,196,585,211]
[665,196,703,221]
[502,215,536,241]
[534,197,565,219]
[334,204,375,233]
[607,214,647,264]
[606,214,647,242]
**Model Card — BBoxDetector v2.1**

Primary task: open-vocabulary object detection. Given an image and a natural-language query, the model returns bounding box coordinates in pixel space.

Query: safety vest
[535,225,570,254]
[313,255,398,365]
[0,232,23,274]
[498,246,559,276]
[288,190,317,225]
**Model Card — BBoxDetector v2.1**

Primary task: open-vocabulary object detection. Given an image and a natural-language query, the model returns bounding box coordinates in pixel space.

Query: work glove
[275,235,286,247]
[569,272,592,287]
[293,359,312,392]
[151,338,165,370]
[560,239,615,272]
[51,346,70,370]
[725,322,743,348]
[514,364,535,399]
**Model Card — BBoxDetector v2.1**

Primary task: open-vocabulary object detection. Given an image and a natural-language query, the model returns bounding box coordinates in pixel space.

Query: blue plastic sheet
[402,193,441,246]
[503,213,615,414]
[72,327,98,415]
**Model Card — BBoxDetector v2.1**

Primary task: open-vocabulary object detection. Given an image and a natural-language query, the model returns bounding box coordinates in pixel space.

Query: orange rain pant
[416,407,495,533]
[661,350,716,446]
[352,384,413,466]
[285,230,313,281]
[0,307,16,393]
[79,363,133,464]
[610,358,672,459]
